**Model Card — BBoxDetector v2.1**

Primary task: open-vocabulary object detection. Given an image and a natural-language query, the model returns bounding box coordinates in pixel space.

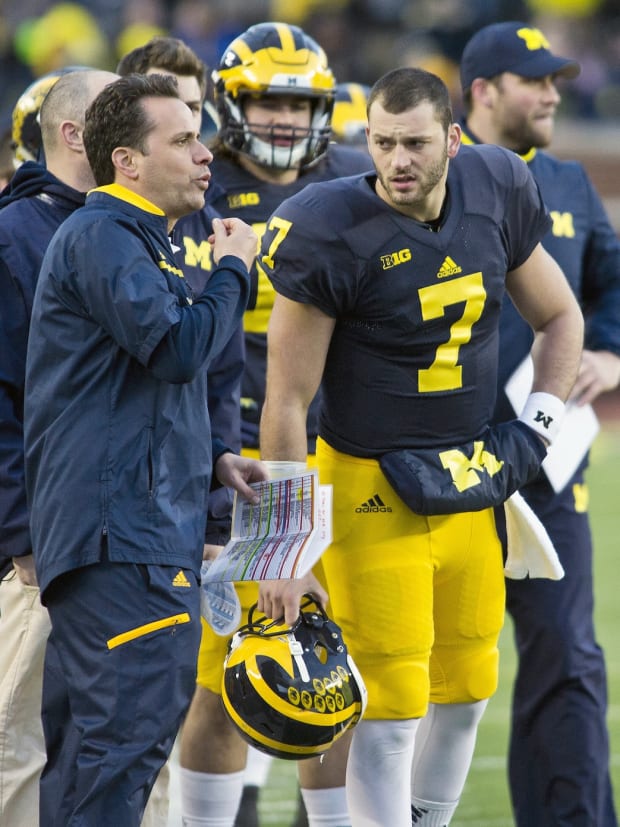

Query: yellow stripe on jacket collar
[89,183,166,215]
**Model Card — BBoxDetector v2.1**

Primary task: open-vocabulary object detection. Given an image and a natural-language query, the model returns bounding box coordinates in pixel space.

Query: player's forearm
[260,397,308,463]
[531,307,584,401]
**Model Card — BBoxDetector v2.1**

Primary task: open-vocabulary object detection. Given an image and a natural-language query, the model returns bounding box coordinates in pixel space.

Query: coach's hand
[214,452,268,504]
[209,217,257,271]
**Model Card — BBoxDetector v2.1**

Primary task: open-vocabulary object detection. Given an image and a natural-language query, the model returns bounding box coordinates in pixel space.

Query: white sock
[347,718,419,827]
[180,766,244,826]
[301,785,349,826]
[410,797,458,826]
[243,746,273,788]
[410,699,488,824]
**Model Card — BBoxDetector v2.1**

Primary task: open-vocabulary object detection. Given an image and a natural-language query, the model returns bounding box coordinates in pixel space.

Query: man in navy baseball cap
[457,18,619,827]
[460,22,580,91]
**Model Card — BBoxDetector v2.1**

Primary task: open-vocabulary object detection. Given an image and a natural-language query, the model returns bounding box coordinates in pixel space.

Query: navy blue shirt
[262,144,551,455]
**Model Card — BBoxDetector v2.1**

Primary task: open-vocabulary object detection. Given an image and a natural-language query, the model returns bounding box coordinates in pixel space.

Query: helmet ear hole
[313,640,328,665]
[221,597,367,760]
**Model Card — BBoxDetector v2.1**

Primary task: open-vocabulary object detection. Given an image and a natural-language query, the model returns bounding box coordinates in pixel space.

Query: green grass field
[255,423,620,826]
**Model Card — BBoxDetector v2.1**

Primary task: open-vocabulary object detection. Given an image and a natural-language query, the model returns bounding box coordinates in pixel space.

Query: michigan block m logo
[549,211,575,238]
[439,442,504,492]
[516,27,551,51]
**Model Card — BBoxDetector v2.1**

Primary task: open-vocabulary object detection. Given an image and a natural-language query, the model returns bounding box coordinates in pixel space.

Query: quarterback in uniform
[258,67,583,826]
[175,22,371,827]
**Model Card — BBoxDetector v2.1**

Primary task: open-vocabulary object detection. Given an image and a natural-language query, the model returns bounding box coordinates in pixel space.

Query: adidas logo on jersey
[437,256,462,278]
[355,493,392,513]
[172,570,191,588]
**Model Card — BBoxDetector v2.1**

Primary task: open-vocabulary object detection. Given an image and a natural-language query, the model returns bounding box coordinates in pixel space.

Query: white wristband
[518,392,565,444]
[263,460,307,479]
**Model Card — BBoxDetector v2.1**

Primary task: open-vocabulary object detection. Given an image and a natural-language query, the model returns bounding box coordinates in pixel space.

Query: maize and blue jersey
[261,143,551,456]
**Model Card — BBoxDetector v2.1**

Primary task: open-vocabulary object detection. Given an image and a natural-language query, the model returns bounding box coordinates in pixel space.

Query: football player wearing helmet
[258,66,583,826]
[175,21,372,827]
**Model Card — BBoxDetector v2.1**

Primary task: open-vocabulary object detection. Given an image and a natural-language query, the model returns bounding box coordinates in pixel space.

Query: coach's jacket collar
[88,183,166,216]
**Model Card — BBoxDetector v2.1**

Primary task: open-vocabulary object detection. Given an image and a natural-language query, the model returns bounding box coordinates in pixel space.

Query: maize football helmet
[222,596,367,760]
[11,67,89,167]
[331,82,369,146]
[212,22,335,170]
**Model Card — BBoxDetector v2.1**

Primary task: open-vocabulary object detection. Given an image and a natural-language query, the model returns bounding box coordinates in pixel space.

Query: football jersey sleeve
[260,183,359,318]
[500,149,552,271]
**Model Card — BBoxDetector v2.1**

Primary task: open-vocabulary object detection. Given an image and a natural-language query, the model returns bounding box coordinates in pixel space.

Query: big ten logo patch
[227,192,260,209]
[381,248,412,269]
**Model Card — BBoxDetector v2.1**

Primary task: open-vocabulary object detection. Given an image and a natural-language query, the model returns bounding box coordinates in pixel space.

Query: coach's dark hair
[84,73,180,186]
[367,67,453,134]
[117,36,207,98]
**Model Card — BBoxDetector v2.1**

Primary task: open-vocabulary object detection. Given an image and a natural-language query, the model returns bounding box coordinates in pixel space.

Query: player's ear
[447,122,461,158]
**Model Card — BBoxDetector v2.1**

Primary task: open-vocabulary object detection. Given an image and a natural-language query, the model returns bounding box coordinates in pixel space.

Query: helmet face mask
[213,22,335,170]
[222,596,367,760]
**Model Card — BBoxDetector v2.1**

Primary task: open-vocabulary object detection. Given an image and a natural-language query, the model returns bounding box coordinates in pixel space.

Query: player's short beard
[377,145,448,210]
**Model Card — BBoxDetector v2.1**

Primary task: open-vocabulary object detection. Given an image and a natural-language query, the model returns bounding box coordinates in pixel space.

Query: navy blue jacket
[0,162,85,577]
[173,206,244,544]
[24,185,250,597]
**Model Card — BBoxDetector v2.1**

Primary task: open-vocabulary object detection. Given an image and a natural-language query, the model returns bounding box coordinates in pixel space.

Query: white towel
[503,490,564,580]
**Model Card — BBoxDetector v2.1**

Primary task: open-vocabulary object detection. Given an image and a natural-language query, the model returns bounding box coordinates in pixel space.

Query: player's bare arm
[506,242,584,401]
[260,294,335,461]
[257,294,335,623]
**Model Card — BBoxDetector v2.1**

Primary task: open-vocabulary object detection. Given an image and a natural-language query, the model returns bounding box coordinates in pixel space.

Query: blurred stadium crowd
[1,0,619,125]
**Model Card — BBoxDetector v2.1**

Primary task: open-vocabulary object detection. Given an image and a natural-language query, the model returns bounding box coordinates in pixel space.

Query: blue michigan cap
[460,22,581,91]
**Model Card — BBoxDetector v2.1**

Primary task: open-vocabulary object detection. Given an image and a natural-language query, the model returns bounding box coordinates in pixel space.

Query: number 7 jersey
[260,143,551,456]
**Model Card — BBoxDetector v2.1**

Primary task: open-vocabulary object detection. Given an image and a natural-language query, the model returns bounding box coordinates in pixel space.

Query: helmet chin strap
[288,633,311,681]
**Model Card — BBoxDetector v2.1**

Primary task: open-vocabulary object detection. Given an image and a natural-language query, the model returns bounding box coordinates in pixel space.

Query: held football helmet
[222,595,367,760]
[331,82,369,146]
[12,66,89,167]
[212,22,335,170]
